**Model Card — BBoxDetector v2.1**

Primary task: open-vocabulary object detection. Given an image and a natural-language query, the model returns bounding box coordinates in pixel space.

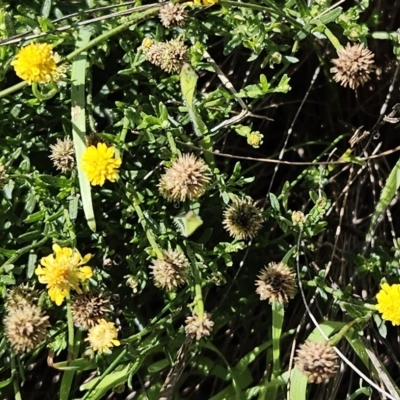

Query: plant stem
[66,293,75,363]
[186,243,204,320]
[11,353,22,400]
[132,192,164,259]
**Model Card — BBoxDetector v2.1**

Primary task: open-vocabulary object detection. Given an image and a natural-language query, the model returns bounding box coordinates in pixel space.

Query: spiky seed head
[160,39,188,74]
[255,262,297,304]
[330,43,375,90]
[295,340,339,384]
[0,162,9,189]
[223,199,263,240]
[185,312,214,340]
[71,291,113,330]
[150,250,189,290]
[4,303,50,354]
[159,2,187,28]
[146,39,188,74]
[6,284,40,310]
[159,153,210,202]
[146,42,164,67]
[49,137,75,173]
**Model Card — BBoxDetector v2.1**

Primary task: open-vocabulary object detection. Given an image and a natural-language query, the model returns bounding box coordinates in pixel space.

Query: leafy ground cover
[1,1,400,399]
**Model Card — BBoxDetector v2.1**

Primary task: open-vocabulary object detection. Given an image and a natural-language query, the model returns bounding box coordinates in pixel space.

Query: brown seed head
[0,162,9,189]
[146,42,164,67]
[49,137,75,173]
[295,340,339,384]
[330,43,375,89]
[255,262,297,304]
[4,303,50,354]
[159,2,187,28]
[71,291,113,330]
[146,39,188,74]
[6,284,40,310]
[223,199,263,240]
[160,39,188,74]
[159,153,210,202]
[150,250,189,290]
[185,312,214,340]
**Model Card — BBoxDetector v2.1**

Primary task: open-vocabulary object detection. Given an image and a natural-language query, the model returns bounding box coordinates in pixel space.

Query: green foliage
[0,1,400,399]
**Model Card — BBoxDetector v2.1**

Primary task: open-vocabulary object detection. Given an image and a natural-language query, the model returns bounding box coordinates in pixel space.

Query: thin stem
[65,6,158,63]
[66,293,75,363]
[81,348,128,400]
[132,192,164,259]
[186,243,204,320]
[0,236,48,272]
[11,354,22,400]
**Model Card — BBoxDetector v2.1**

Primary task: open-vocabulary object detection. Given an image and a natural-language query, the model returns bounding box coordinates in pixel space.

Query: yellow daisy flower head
[85,319,120,354]
[35,244,92,306]
[193,0,218,5]
[81,142,122,186]
[376,283,400,325]
[11,42,66,84]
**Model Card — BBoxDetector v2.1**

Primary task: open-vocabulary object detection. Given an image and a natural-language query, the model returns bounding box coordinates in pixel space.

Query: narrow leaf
[71,28,96,232]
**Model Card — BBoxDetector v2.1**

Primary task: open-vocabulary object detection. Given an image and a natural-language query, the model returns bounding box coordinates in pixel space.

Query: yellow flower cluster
[376,283,400,325]
[11,42,66,84]
[81,142,122,186]
[35,244,92,306]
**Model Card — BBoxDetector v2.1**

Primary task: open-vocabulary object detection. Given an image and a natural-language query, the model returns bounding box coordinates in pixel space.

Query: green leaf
[180,63,207,137]
[318,7,343,24]
[71,27,96,232]
[81,363,132,400]
[289,367,307,400]
[366,158,400,244]
[173,211,203,237]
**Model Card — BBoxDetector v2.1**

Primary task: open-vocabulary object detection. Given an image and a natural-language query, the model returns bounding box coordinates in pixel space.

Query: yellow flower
[81,143,122,186]
[85,319,120,354]
[35,244,92,306]
[11,42,66,84]
[376,283,400,325]
[193,0,218,5]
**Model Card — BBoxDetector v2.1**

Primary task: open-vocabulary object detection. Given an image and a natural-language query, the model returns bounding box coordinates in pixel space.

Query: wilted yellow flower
[85,319,120,354]
[376,283,400,325]
[35,244,92,306]
[81,142,122,186]
[11,42,66,84]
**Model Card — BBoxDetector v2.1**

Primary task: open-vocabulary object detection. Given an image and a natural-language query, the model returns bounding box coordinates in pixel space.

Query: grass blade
[71,27,96,232]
